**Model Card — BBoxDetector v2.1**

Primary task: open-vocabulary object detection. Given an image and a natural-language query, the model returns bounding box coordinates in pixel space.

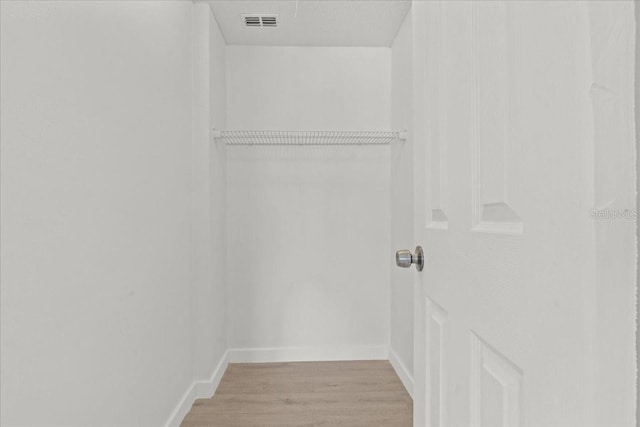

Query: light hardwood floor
[180,360,412,427]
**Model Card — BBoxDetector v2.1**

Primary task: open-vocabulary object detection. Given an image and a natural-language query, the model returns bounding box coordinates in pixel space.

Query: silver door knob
[395,246,424,271]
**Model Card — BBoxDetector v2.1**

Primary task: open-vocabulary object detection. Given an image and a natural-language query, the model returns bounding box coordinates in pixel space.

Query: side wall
[207,0,229,383]
[190,2,228,386]
[166,6,229,425]
[389,10,415,395]
[0,2,220,426]
[225,46,391,361]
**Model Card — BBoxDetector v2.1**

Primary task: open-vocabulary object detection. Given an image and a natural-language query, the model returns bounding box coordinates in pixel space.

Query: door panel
[425,297,447,427]
[470,333,523,427]
[471,1,522,233]
[425,0,448,229]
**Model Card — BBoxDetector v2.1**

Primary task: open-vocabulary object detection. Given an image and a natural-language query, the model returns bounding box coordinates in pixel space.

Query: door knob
[395,246,424,271]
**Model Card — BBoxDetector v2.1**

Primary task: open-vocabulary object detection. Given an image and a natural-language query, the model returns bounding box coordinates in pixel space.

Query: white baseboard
[389,346,413,398]
[164,350,229,427]
[228,345,389,363]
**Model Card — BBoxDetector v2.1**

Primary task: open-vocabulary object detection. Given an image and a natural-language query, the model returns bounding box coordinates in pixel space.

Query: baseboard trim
[164,350,229,427]
[389,346,414,399]
[228,345,389,363]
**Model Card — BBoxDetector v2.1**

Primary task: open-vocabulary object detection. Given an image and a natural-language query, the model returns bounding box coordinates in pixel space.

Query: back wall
[225,46,391,359]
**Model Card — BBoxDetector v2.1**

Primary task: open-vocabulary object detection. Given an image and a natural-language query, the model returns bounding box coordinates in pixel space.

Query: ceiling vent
[242,14,279,28]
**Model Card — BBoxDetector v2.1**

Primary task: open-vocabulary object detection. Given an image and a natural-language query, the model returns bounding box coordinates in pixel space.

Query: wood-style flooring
[180,360,412,427]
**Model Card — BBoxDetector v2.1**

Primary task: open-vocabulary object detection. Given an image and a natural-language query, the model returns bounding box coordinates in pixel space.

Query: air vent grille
[244,16,261,27]
[242,14,279,28]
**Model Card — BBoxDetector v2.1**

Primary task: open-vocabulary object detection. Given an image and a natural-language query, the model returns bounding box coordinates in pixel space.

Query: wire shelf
[212,130,407,145]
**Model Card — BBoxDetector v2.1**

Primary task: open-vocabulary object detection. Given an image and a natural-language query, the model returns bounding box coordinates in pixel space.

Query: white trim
[164,350,229,427]
[228,345,389,363]
[389,346,414,399]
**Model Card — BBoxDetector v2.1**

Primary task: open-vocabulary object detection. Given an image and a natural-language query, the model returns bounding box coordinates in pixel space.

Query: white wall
[225,46,391,360]
[190,3,227,385]
[226,46,391,131]
[207,1,228,378]
[0,2,225,426]
[389,11,414,389]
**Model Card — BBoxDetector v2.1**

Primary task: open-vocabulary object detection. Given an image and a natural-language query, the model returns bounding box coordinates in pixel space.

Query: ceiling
[207,0,411,47]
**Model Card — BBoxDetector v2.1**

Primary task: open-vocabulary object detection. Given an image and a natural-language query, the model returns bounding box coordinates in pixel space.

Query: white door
[409,1,636,427]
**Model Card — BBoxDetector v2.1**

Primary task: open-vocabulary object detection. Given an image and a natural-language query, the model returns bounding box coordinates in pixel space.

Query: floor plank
[180,360,412,427]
